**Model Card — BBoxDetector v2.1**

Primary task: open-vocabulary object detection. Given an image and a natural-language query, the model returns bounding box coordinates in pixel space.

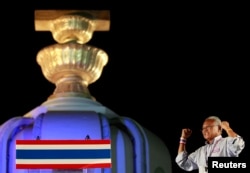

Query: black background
[1,1,249,173]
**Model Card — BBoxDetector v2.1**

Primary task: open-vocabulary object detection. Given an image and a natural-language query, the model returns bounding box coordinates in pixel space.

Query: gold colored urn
[35,10,110,99]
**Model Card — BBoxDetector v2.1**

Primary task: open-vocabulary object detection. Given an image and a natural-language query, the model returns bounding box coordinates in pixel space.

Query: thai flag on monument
[15,139,112,169]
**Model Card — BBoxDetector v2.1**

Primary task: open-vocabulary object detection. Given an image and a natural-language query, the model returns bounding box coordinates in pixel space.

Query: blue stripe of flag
[16,149,110,159]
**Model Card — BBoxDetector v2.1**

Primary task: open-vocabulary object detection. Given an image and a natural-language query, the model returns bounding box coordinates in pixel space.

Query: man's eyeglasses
[201,125,218,131]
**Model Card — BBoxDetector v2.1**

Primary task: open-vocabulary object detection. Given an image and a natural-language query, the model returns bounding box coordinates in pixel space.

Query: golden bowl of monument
[36,42,108,86]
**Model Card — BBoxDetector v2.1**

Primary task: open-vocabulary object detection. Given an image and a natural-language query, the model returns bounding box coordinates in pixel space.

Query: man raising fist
[175,116,245,173]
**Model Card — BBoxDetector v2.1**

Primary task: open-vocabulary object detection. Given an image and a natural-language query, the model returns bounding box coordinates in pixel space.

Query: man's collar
[205,135,222,145]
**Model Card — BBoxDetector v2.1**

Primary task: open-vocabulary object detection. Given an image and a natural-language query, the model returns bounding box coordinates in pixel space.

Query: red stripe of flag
[16,163,112,169]
[16,140,111,145]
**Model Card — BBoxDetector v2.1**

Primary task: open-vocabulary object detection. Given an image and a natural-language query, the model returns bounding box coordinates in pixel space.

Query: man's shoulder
[196,144,207,152]
[220,135,244,143]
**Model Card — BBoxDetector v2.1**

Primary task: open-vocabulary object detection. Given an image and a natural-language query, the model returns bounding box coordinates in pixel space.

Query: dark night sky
[1,1,249,172]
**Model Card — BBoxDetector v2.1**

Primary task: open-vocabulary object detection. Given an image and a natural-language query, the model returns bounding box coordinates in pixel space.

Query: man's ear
[218,125,222,132]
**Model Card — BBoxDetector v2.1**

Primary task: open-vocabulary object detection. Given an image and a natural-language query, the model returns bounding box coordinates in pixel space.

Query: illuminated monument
[0,10,172,173]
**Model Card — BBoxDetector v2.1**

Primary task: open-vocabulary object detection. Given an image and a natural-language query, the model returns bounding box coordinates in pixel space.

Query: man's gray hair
[205,116,221,126]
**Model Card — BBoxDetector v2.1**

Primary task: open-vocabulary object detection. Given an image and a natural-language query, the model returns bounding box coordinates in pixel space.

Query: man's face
[201,119,221,142]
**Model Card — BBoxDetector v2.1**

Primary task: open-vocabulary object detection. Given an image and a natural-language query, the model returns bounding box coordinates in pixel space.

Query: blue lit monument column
[0,10,172,173]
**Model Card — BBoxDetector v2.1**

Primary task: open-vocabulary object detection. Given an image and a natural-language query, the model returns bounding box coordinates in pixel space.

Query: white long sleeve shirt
[175,135,245,173]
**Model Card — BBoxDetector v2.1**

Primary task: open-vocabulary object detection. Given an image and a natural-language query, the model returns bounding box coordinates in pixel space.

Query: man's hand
[221,121,231,131]
[221,121,238,137]
[181,128,192,139]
